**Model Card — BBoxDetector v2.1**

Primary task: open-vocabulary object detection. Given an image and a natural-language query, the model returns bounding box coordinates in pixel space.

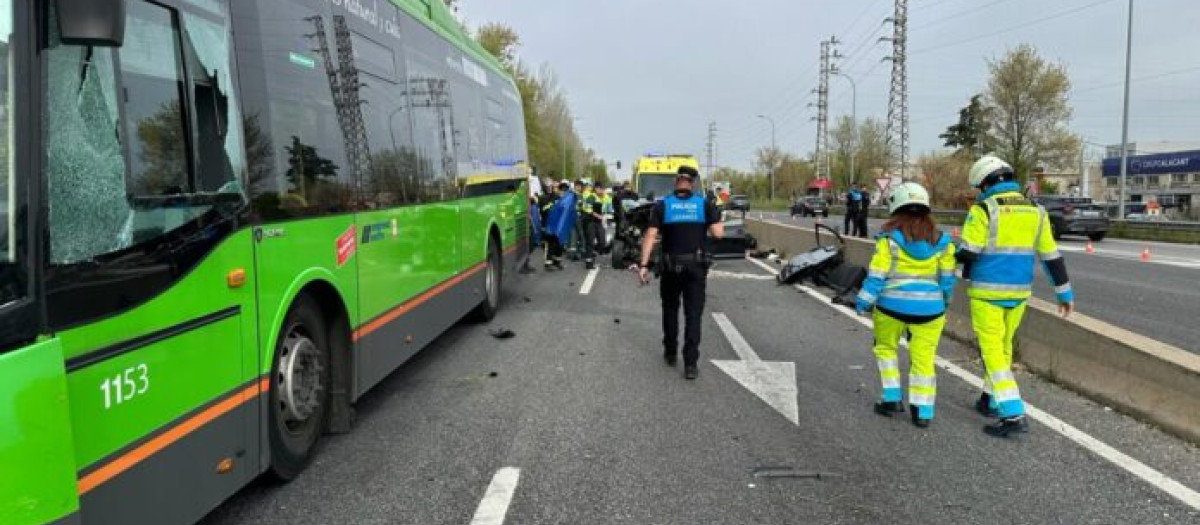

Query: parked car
[727,194,751,213]
[1032,195,1110,241]
[790,196,829,218]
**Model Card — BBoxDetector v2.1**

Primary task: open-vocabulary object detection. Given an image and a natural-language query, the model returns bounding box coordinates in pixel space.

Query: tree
[984,44,1080,185]
[940,94,993,157]
[476,24,520,69]
[917,152,974,209]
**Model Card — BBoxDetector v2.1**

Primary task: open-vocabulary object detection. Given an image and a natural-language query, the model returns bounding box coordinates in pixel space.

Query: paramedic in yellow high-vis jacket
[957,155,1075,438]
[855,182,956,429]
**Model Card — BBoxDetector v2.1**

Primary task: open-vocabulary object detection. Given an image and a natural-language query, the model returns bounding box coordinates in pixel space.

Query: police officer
[579,181,604,269]
[853,183,871,238]
[568,180,586,260]
[844,185,862,235]
[957,155,1075,438]
[637,166,724,380]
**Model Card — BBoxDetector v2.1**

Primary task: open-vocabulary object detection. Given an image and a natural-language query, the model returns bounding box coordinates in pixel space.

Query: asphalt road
[755,211,1200,353]
[200,259,1200,524]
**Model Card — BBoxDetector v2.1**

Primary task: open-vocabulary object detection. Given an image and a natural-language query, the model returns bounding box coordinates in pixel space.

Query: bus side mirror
[57,0,126,47]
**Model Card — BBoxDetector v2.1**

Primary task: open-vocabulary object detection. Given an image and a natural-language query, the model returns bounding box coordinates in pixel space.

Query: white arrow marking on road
[745,255,1200,511]
[470,467,521,525]
[711,312,799,426]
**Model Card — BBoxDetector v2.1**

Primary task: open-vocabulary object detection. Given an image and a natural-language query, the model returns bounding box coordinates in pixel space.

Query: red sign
[336,226,357,267]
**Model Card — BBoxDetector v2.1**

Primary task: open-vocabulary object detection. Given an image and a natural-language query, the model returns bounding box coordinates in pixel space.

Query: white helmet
[968,155,1014,188]
[887,182,931,214]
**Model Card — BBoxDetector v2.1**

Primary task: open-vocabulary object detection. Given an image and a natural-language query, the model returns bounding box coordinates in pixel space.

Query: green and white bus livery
[0,0,530,524]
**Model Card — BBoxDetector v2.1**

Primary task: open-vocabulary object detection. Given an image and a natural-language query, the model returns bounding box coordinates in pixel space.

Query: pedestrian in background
[957,155,1075,438]
[637,166,724,380]
[856,182,956,428]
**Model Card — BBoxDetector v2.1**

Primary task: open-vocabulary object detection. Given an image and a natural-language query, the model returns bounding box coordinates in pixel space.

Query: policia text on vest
[638,169,724,381]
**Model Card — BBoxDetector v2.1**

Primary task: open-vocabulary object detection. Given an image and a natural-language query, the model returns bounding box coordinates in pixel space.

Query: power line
[911,0,1011,31]
[910,0,1120,56]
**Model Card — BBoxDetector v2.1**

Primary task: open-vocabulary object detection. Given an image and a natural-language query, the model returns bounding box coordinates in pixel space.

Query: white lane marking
[746,256,1200,511]
[708,270,777,281]
[470,467,521,525]
[579,268,599,295]
[711,313,800,425]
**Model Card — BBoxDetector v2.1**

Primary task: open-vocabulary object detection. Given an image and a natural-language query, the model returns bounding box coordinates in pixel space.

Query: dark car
[1032,195,1110,241]
[727,194,751,213]
[790,196,829,218]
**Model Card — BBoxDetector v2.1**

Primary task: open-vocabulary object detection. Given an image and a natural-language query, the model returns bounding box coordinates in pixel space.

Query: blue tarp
[1102,150,1200,177]
[544,192,578,242]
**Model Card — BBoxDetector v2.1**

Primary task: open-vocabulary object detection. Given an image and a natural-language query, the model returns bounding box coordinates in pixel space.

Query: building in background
[1102,145,1200,220]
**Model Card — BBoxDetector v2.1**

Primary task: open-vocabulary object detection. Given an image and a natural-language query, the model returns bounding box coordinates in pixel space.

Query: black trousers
[853,211,869,238]
[661,262,708,366]
[544,236,564,264]
[844,207,857,234]
[581,220,602,262]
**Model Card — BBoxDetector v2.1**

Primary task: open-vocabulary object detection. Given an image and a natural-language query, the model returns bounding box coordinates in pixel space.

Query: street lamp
[757,115,777,201]
[831,68,857,185]
[1118,0,1134,219]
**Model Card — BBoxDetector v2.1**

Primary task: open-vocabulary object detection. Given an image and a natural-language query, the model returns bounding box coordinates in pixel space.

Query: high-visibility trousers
[872,310,945,420]
[970,299,1027,418]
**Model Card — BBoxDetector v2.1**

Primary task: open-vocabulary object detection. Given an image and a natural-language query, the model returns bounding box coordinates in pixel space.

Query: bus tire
[470,237,503,322]
[268,295,331,481]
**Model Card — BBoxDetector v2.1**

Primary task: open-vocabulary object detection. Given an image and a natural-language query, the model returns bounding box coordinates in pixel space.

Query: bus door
[0,2,80,524]
[41,1,258,523]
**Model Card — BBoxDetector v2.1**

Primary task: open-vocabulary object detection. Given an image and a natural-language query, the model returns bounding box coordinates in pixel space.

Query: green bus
[0,1,530,524]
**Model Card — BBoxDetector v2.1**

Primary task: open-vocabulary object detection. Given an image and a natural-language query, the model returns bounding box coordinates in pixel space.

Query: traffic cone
[1140,246,1151,262]
[1085,241,1095,254]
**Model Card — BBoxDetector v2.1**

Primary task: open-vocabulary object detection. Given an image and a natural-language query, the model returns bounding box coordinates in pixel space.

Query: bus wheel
[471,237,502,322]
[268,295,331,481]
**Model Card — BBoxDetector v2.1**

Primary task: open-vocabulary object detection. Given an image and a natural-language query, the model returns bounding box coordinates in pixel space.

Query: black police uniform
[649,190,721,369]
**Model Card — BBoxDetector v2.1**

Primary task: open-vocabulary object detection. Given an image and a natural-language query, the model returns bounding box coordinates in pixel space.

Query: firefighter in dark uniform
[637,166,724,380]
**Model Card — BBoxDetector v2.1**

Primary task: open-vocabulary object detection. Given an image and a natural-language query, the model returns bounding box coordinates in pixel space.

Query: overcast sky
[459,0,1200,177]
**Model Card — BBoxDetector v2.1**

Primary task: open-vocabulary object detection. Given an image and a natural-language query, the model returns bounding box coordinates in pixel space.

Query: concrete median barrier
[747,218,1200,444]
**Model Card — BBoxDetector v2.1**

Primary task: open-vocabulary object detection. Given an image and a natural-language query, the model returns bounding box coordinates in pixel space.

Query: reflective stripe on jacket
[856,230,957,317]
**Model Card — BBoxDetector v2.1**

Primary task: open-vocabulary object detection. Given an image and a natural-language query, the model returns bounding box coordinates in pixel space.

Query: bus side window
[181,13,245,195]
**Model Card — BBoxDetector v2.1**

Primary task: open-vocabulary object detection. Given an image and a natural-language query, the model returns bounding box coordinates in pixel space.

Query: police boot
[975,393,999,418]
[684,365,699,380]
[873,401,905,417]
[983,416,1029,438]
[585,260,595,270]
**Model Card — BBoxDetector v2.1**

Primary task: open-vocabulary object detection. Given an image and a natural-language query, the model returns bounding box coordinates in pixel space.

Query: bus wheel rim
[485,254,498,306]
[279,330,323,426]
